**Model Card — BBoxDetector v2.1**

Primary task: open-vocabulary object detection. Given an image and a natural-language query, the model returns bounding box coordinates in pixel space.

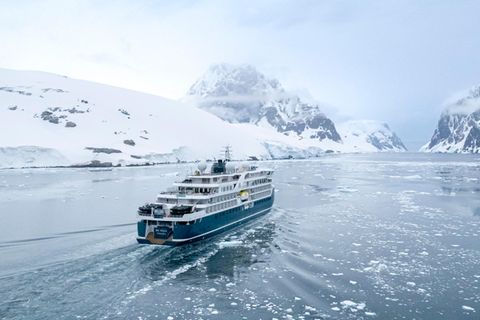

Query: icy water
[0,154,479,320]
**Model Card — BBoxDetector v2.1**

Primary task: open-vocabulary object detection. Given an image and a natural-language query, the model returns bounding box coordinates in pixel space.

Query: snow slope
[337,120,407,152]
[0,66,409,168]
[0,68,323,168]
[421,85,480,153]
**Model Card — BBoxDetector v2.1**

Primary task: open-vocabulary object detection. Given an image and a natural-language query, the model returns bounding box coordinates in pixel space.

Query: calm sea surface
[0,153,479,319]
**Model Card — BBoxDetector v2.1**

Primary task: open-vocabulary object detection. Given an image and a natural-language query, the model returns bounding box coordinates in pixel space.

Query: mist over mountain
[186,64,407,152]
[186,64,342,143]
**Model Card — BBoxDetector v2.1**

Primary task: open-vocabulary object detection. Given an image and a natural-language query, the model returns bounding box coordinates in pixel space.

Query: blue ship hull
[137,191,274,246]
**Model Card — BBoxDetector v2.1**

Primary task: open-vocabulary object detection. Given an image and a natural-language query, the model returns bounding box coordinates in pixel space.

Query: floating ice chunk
[208,288,217,292]
[349,280,357,285]
[462,305,475,312]
[332,273,344,276]
[406,282,416,287]
[305,305,316,311]
[218,240,243,248]
[341,300,358,308]
[356,303,366,310]
[331,307,340,311]
[365,311,377,316]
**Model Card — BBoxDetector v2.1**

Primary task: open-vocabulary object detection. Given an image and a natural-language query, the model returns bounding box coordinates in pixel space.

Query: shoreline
[1,152,479,171]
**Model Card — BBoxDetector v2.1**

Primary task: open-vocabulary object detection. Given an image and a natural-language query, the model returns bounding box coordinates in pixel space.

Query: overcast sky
[1,0,480,149]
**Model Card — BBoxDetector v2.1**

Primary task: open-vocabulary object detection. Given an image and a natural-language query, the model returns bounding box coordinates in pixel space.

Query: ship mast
[222,145,232,162]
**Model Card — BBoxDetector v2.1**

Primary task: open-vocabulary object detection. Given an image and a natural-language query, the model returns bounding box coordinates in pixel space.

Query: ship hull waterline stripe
[138,207,272,244]
[171,207,271,242]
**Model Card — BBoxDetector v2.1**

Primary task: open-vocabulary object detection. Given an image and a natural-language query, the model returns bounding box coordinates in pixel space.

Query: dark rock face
[85,147,122,154]
[463,111,480,152]
[8,105,17,111]
[188,64,342,143]
[369,132,406,151]
[123,139,136,146]
[72,160,113,168]
[118,108,130,116]
[65,107,86,114]
[424,86,480,153]
[263,109,341,142]
[0,87,32,96]
[37,107,88,125]
[40,110,59,124]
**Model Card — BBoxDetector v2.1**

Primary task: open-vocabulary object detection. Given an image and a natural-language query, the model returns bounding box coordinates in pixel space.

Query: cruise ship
[136,152,275,245]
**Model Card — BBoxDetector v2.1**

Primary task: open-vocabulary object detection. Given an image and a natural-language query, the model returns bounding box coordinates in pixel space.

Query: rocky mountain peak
[422,85,480,153]
[186,64,342,143]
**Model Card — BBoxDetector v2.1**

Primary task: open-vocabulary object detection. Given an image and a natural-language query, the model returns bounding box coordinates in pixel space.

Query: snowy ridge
[337,120,407,152]
[422,85,480,153]
[0,68,324,168]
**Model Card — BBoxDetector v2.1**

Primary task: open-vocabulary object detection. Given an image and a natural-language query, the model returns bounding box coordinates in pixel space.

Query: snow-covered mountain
[1,68,329,168]
[421,85,480,153]
[186,64,406,153]
[337,120,407,152]
[0,66,408,168]
[186,64,341,143]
